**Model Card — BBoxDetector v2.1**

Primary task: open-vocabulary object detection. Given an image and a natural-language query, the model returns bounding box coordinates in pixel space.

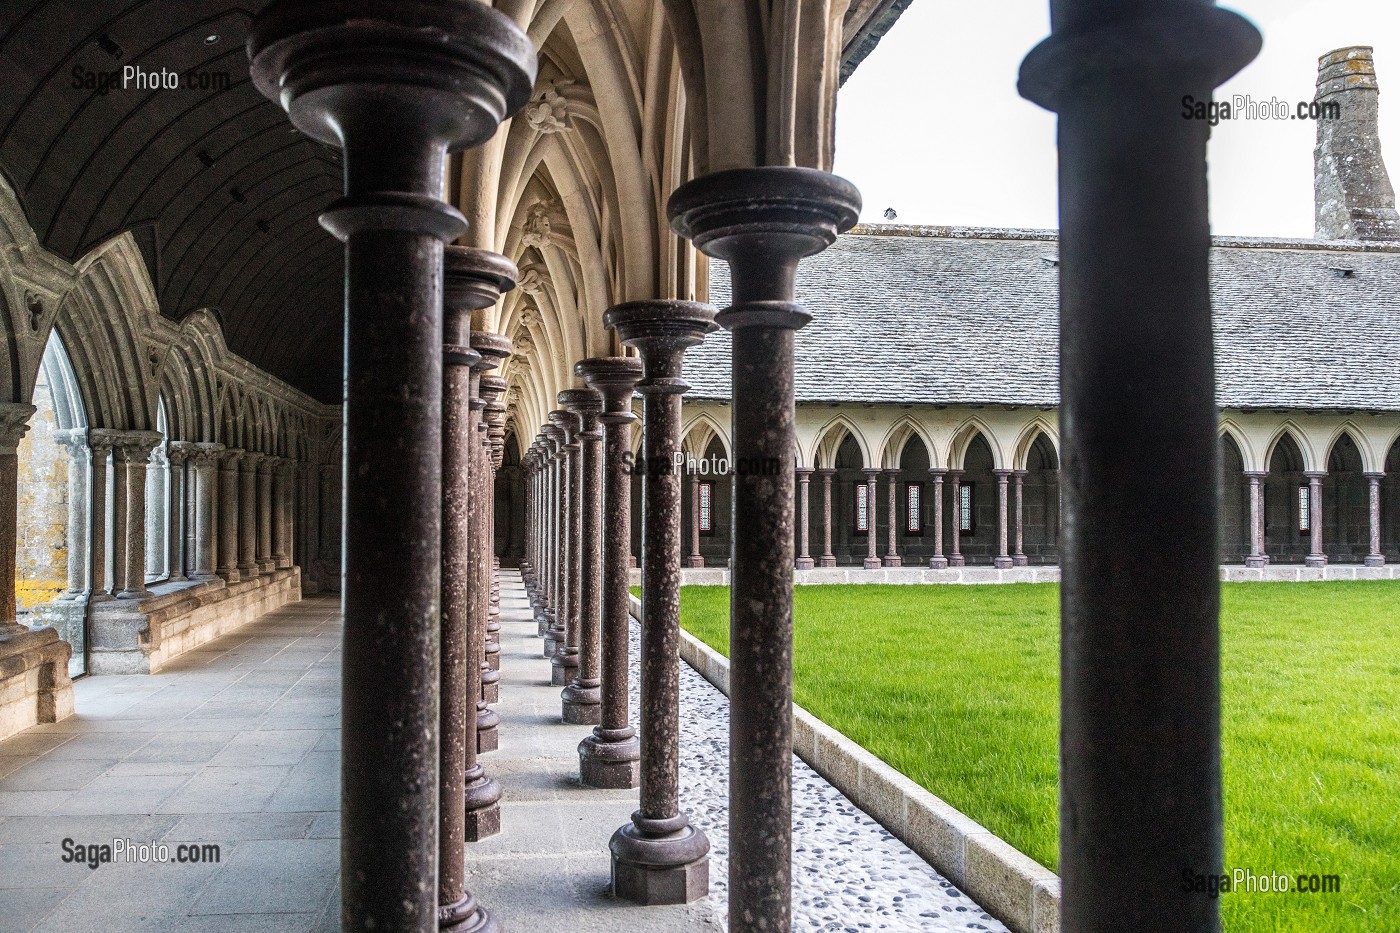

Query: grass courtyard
[677,581,1400,932]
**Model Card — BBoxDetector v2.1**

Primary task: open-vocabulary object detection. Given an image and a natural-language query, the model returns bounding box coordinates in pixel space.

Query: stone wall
[15,373,68,617]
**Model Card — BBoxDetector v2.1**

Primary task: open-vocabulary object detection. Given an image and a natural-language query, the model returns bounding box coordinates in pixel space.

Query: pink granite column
[946,469,965,567]
[1244,471,1268,568]
[1305,471,1327,567]
[686,471,704,567]
[883,468,902,567]
[1012,470,1028,566]
[862,468,881,569]
[818,469,836,566]
[795,468,814,570]
[1365,471,1385,567]
[993,469,1013,569]
[928,468,948,569]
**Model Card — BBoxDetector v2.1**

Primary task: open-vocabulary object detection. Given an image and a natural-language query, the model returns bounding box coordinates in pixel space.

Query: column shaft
[1365,472,1385,566]
[819,469,835,566]
[796,468,813,570]
[884,468,901,566]
[929,469,947,569]
[994,469,1013,569]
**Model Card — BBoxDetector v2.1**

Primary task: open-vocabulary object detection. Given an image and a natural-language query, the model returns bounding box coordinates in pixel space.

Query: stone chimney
[1315,46,1400,240]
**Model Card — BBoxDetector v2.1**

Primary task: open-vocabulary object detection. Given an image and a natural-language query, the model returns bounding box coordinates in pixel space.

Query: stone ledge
[88,568,302,674]
[628,563,1399,587]
[633,592,1061,933]
[0,626,74,742]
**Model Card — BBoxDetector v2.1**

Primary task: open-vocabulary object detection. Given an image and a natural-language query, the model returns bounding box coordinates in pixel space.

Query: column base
[579,730,640,789]
[561,681,602,725]
[190,572,221,583]
[947,555,966,567]
[1305,555,1328,568]
[437,893,498,933]
[476,708,499,754]
[464,772,502,842]
[1012,555,1029,567]
[928,556,948,569]
[481,668,500,705]
[818,556,836,568]
[862,557,881,570]
[484,642,500,671]
[1364,555,1386,567]
[550,650,580,687]
[217,569,242,584]
[685,556,705,568]
[795,557,814,570]
[1244,555,1270,569]
[609,820,710,906]
[993,556,1013,569]
[117,588,155,601]
[884,556,902,567]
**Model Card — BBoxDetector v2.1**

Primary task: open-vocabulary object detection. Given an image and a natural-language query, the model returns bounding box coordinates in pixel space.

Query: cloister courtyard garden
[676,581,1400,932]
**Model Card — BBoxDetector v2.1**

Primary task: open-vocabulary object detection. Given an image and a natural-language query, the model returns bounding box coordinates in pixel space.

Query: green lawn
[677,581,1400,932]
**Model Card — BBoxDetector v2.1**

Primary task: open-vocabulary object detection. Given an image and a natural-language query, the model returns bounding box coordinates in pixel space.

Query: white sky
[833,1,1400,237]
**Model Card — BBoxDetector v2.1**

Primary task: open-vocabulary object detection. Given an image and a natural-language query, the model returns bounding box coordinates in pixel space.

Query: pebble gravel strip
[628,622,1009,932]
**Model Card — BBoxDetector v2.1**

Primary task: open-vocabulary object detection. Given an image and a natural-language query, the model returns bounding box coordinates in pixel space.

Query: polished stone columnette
[670,166,860,931]
[604,300,716,905]
[472,341,512,751]
[549,404,583,690]
[1019,4,1259,931]
[249,2,534,929]
[440,247,515,922]
[576,356,644,787]
[539,425,565,654]
[560,385,605,725]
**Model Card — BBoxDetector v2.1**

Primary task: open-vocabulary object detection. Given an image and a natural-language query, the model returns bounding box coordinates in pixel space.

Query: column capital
[928,467,947,478]
[1304,470,1328,480]
[882,467,901,477]
[188,442,226,467]
[795,467,813,479]
[560,386,603,439]
[256,454,279,474]
[1243,470,1268,480]
[0,402,35,451]
[992,468,1013,478]
[94,429,164,461]
[604,300,717,393]
[816,466,835,477]
[217,447,247,468]
[862,467,880,478]
[1013,469,1028,479]
[469,332,513,374]
[167,439,196,465]
[1364,471,1385,480]
[576,356,643,424]
[549,407,581,447]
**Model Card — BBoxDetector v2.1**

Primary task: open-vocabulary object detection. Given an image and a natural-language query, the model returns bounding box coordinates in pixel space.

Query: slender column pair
[1012,470,1028,567]
[111,432,163,599]
[473,341,511,745]
[1244,471,1269,568]
[993,469,1013,569]
[189,444,224,581]
[1364,472,1386,567]
[544,423,569,659]
[795,468,814,570]
[440,247,513,931]
[549,404,582,688]
[217,450,243,582]
[165,443,191,583]
[928,468,948,569]
[883,468,901,567]
[1304,472,1327,567]
[238,454,261,576]
[249,3,533,929]
[561,386,605,725]
[53,431,92,598]
[671,164,860,930]
[605,300,716,904]
[1018,4,1259,929]
[862,469,880,569]
[685,472,704,567]
[818,468,836,566]
[946,470,965,567]
[576,356,644,788]
[256,457,276,573]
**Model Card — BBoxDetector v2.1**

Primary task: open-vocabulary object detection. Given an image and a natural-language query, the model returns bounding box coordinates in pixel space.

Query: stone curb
[629,593,1061,933]
[631,564,1400,587]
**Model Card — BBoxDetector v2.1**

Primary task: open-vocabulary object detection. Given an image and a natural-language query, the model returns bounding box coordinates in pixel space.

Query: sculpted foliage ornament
[525,79,574,134]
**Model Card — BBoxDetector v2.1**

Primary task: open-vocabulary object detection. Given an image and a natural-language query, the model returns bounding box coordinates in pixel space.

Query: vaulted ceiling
[0,0,909,406]
[0,1,343,401]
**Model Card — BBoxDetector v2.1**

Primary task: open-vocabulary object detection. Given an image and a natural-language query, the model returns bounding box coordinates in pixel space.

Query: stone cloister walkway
[0,574,1006,932]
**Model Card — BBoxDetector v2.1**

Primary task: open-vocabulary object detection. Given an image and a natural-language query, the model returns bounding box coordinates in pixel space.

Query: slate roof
[686,225,1400,412]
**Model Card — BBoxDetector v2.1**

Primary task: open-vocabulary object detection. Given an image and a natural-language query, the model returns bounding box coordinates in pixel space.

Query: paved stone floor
[0,573,1006,932]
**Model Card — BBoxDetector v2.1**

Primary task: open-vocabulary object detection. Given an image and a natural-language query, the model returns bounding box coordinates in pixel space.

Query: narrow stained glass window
[855,481,869,532]
[699,481,713,533]
[906,483,922,533]
[1297,484,1310,534]
[959,482,975,533]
